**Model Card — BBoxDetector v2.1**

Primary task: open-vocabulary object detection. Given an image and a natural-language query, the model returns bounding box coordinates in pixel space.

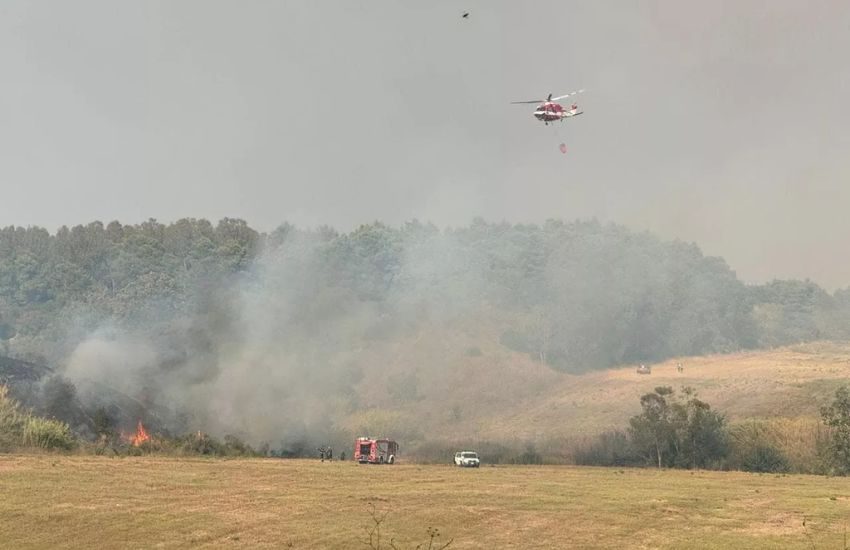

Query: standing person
[327,446,333,461]
[319,447,325,462]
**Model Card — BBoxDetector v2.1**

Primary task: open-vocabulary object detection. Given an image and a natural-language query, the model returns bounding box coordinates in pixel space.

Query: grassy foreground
[2,457,850,549]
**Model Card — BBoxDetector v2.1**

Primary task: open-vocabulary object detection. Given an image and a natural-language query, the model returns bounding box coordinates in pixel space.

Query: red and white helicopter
[511,90,585,125]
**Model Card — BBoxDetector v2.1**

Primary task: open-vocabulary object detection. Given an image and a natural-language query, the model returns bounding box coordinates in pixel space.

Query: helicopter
[511,90,584,125]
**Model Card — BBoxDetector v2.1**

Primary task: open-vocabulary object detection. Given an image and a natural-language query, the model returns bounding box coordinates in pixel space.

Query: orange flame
[129,420,151,446]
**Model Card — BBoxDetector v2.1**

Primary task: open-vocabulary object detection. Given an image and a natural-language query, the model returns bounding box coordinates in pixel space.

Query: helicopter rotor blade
[510,99,546,104]
[550,89,585,102]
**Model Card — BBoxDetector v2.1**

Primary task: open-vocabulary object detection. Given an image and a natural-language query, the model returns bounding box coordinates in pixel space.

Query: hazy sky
[1,1,849,288]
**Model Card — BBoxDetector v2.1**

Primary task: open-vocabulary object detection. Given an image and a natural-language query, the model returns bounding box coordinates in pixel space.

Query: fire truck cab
[355,437,398,464]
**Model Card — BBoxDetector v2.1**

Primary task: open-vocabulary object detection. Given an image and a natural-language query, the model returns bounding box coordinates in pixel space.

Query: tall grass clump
[22,416,76,450]
[0,384,77,451]
[727,418,828,473]
[0,385,26,451]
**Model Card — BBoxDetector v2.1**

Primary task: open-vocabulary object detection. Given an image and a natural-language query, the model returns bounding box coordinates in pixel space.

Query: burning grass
[124,420,151,447]
[95,426,258,458]
[1,456,849,549]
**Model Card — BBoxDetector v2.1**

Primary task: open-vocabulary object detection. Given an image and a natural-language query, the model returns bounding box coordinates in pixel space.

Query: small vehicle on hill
[454,451,480,468]
[355,437,398,464]
[636,364,651,375]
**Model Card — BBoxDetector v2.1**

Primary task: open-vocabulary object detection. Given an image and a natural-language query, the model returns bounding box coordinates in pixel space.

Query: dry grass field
[2,455,850,549]
[397,340,850,442]
[322,330,850,450]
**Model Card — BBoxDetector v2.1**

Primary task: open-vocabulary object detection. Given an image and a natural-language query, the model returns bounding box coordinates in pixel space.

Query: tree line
[1,217,850,372]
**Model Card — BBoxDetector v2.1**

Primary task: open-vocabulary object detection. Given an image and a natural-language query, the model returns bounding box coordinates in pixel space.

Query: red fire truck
[354,437,398,464]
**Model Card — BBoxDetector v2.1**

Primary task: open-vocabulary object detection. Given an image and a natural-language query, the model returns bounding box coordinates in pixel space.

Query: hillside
[472,341,850,441]
[3,218,850,452]
[342,326,850,446]
[3,327,849,462]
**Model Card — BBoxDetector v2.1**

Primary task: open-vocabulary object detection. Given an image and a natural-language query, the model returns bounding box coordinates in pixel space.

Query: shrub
[92,407,115,437]
[575,431,642,467]
[465,346,483,357]
[223,434,255,456]
[513,443,543,465]
[740,444,789,473]
[181,432,223,455]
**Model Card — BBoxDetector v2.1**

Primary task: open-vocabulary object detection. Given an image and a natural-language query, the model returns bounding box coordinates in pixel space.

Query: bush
[223,434,255,456]
[465,346,483,357]
[179,431,257,457]
[21,416,76,450]
[740,444,789,473]
[181,431,226,455]
[92,407,115,437]
[513,444,543,465]
[575,431,642,467]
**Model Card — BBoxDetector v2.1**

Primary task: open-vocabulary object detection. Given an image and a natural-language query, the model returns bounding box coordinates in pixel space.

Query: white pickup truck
[454,451,480,468]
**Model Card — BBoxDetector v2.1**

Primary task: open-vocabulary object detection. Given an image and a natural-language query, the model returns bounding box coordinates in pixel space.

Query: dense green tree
[629,386,726,469]
[630,386,677,468]
[670,388,727,469]
[820,386,850,475]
